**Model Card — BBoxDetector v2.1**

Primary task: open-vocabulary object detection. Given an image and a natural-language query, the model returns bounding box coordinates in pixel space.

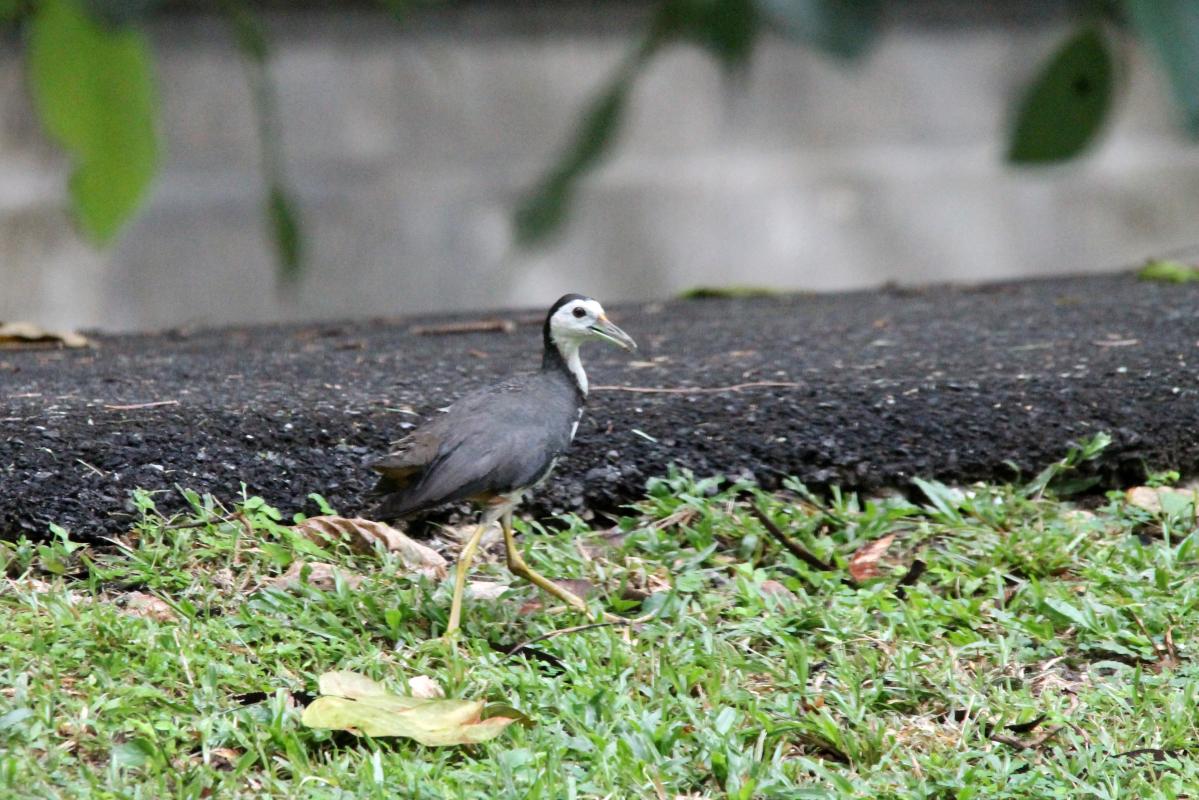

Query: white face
[549,298,608,342]
[547,295,637,353]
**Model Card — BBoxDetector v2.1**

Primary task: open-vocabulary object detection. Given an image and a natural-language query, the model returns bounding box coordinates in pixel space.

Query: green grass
[3,470,1199,799]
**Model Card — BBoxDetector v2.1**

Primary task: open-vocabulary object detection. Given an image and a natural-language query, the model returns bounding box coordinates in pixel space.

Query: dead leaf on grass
[518,578,595,615]
[576,527,629,560]
[1125,486,1197,516]
[408,675,445,699]
[439,521,503,549]
[759,580,798,601]
[0,321,90,349]
[264,561,363,592]
[848,534,896,582]
[7,577,55,593]
[301,670,523,746]
[207,747,242,771]
[295,516,447,579]
[466,581,510,600]
[117,591,177,622]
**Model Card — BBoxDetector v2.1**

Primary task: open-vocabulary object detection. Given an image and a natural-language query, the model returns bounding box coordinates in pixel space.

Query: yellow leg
[444,519,489,638]
[501,510,657,627]
[501,511,592,613]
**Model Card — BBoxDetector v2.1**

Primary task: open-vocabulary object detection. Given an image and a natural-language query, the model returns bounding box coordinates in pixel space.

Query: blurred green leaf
[753,0,881,59]
[268,185,302,284]
[515,76,632,246]
[655,0,759,67]
[82,0,164,27]
[517,0,763,246]
[1008,27,1114,164]
[1138,259,1199,283]
[221,0,268,63]
[1124,0,1199,135]
[374,0,428,23]
[0,0,22,22]
[222,0,303,282]
[679,285,779,299]
[28,0,159,244]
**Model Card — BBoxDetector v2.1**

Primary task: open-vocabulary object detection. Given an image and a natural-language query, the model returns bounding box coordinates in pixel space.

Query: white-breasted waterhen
[369,294,637,636]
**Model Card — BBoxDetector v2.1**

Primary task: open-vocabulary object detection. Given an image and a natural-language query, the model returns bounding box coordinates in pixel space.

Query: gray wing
[370,374,576,518]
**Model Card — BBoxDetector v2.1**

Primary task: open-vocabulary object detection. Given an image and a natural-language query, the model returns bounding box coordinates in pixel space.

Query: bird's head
[545,294,637,353]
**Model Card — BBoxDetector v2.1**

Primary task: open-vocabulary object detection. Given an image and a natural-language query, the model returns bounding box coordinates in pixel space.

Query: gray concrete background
[2,3,1198,331]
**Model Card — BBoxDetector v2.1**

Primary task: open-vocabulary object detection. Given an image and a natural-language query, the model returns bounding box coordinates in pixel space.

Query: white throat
[554,337,588,396]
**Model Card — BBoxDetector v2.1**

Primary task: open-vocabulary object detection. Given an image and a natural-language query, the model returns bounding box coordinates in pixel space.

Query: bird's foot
[599,609,656,626]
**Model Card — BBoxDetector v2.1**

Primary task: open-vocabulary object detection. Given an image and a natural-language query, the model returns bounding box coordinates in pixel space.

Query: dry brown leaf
[554,578,594,599]
[408,675,445,699]
[519,578,596,614]
[848,534,896,582]
[117,591,177,622]
[759,580,798,602]
[1126,486,1197,515]
[577,528,629,560]
[466,581,510,600]
[264,561,363,592]
[208,748,241,771]
[296,516,447,579]
[440,521,502,549]
[0,321,90,349]
[8,577,55,593]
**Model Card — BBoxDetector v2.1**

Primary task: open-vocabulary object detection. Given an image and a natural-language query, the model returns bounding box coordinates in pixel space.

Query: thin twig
[593,381,802,395]
[507,621,623,656]
[102,400,179,411]
[990,725,1063,751]
[76,459,107,478]
[750,504,833,572]
[410,319,516,336]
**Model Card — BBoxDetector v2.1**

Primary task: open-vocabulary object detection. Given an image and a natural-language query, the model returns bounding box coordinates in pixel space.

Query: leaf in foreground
[1007,26,1113,164]
[0,321,90,349]
[848,533,895,582]
[295,516,448,579]
[1125,485,1196,516]
[1138,259,1199,283]
[28,0,159,243]
[301,670,523,746]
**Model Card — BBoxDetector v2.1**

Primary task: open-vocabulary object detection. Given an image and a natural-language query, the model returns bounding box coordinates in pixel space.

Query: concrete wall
[2,5,1198,331]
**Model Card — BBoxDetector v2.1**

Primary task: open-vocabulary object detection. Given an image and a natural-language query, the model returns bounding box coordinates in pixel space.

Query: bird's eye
[572,307,587,319]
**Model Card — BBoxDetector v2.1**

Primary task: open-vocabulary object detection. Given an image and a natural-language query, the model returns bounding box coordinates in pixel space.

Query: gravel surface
[3,273,1197,540]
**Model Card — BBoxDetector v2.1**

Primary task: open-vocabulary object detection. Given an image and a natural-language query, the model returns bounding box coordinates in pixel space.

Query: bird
[369,294,637,636]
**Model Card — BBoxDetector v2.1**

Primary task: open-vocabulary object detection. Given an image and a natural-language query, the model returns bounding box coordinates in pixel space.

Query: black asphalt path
[3,273,1197,539]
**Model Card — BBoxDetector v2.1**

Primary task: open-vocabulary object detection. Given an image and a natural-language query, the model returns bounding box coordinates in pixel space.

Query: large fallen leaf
[408,675,445,699]
[0,321,90,349]
[295,516,447,579]
[1126,486,1197,516]
[848,534,896,582]
[302,670,521,746]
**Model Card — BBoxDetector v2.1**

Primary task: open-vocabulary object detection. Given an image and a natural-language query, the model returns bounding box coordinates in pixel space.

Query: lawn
[2,456,1198,798]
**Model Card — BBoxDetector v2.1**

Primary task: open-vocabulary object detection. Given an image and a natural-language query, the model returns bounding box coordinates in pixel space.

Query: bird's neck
[543,337,588,399]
